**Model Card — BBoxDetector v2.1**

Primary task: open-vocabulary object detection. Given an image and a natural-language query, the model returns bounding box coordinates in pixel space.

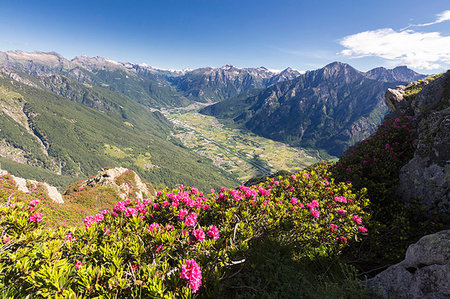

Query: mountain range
[0,50,427,188]
[200,62,427,156]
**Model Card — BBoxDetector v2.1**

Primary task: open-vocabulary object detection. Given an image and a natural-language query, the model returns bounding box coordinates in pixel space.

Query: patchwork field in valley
[164,105,322,182]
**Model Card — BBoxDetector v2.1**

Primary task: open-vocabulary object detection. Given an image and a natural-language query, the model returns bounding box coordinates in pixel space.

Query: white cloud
[410,10,450,27]
[339,28,450,70]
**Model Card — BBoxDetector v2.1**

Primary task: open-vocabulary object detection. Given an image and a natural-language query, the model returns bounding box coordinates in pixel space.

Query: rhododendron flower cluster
[193,228,205,241]
[148,222,160,232]
[181,259,202,293]
[184,212,198,227]
[28,213,42,222]
[207,225,220,239]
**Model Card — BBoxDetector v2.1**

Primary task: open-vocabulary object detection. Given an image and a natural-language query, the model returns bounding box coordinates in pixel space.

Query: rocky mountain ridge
[201,62,412,156]
[1,50,425,106]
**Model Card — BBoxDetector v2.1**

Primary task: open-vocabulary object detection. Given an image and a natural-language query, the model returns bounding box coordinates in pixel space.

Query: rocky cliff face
[386,71,450,214]
[366,230,450,299]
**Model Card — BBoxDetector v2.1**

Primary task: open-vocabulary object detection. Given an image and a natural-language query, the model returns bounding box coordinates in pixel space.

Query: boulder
[366,230,450,299]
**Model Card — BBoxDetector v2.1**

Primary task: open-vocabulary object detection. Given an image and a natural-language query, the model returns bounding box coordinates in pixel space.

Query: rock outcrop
[386,71,450,214]
[366,230,450,299]
[0,168,64,203]
[76,167,155,200]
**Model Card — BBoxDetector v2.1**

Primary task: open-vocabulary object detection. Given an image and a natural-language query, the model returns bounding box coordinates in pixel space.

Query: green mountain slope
[0,74,238,190]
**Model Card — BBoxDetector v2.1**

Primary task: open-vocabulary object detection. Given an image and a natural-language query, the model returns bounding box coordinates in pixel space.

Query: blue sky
[1,0,449,73]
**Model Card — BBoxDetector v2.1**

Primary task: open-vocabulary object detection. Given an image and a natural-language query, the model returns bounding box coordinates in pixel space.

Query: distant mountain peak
[364,65,427,83]
[220,64,236,70]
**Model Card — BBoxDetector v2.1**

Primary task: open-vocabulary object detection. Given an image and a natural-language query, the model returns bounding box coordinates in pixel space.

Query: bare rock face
[385,85,406,113]
[388,71,450,215]
[366,230,450,299]
[81,167,153,200]
[0,168,64,203]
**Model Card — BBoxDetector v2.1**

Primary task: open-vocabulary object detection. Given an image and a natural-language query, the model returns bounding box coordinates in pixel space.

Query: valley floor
[162,104,322,182]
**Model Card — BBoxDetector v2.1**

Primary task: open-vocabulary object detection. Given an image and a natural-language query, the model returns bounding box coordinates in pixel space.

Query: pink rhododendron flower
[193,228,205,242]
[307,200,319,209]
[94,214,104,223]
[352,215,362,224]
[101,210,109,215]
[291,197,298,205]
[29,213,42,223]
[162,201,170,207]
[330,224,338,231]
[337,209,346,215]
[131,264,138,272]
[358,226,368,233]
[334,196,347,203]
[29,200,40,207]
[125,207,138,217]
[136,203,147,214]
[290,174,297,180]
[148,223,160,232]
[84,216,94,228]
[185,212,198,227]
[105,228,111,235]
[75,260,84,269]
[181,259,202,293]
[310,209,320,218]
[207,225,220,239]
[2,236,10,243]
[65,233,75,241]
[179,208,188,219]
[156,245,163,252]
[303,173,310,179]
[113,201,126,213]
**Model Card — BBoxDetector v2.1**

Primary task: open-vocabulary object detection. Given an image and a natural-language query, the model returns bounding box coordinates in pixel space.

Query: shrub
[0,166,369,297]
[331,116,442,270]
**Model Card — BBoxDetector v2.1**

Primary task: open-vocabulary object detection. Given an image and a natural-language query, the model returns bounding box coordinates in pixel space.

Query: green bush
[0,165,369,297]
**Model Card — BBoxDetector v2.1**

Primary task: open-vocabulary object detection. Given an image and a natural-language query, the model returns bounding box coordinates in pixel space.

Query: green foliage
[0,165,370,297]
[0,157,74,191]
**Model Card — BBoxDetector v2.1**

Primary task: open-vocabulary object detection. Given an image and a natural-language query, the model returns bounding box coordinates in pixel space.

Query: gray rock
[81,167,152,200]
[366,230,450,299]
[389,71,450,215]
[385,86,406,113]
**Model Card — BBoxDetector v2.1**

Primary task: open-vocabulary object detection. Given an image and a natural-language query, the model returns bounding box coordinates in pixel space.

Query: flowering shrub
[333,116,414,206]
[331,115,442,268]
[0,165,369,297]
